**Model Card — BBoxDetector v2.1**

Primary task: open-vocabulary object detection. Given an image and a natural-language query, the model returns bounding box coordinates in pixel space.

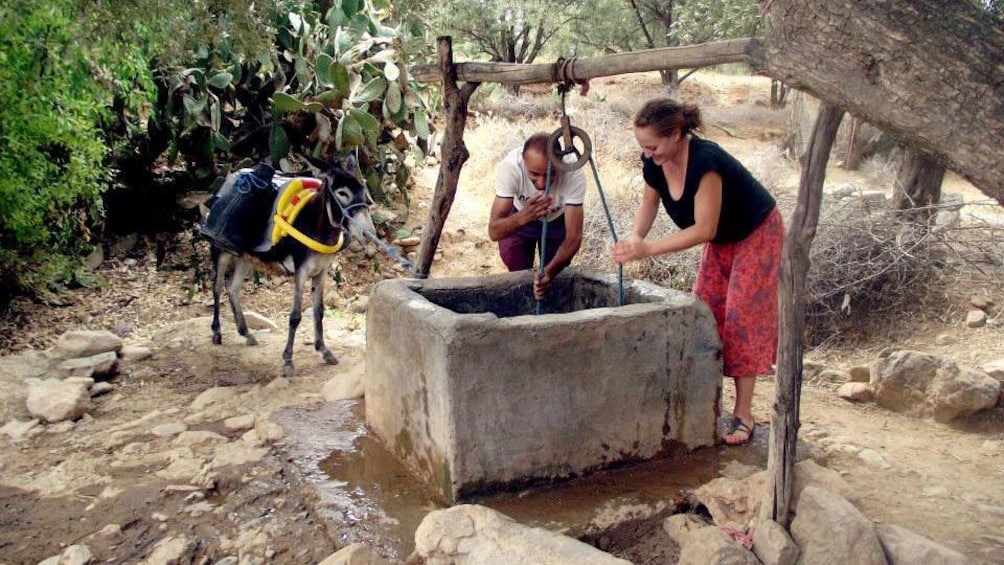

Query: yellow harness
[271,178,346,254]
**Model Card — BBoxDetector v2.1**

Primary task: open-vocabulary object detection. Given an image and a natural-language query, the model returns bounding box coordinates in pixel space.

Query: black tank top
[642,137,775,244]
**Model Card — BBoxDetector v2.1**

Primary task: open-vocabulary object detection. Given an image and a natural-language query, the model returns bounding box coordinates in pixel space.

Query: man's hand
[533,270,552,301]
[518,192,553,225]
[612,235,651,264]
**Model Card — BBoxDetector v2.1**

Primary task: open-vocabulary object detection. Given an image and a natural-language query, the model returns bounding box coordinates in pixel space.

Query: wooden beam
[411,39,760,85]
[763,103,844,527]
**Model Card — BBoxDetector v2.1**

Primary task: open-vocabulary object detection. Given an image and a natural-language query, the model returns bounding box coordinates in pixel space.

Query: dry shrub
[803,192,1004,346]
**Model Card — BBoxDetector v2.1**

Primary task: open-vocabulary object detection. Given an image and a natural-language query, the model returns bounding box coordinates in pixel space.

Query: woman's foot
[722,416,754,446]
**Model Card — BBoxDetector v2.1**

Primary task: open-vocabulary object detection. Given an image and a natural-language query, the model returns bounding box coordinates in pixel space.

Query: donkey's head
[306,155,376,244]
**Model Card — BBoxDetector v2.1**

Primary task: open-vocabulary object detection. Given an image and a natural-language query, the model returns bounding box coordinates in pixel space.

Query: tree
[424,0,587,92]
[573,0,760,88]
[759,0,1004,204]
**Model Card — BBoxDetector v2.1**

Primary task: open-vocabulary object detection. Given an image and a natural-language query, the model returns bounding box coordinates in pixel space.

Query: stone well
[365,268,722,504]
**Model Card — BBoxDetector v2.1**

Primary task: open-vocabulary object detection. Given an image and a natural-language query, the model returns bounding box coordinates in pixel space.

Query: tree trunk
[843,116,862,171]
[763,103,844,527]
[760,0,1004,203]
[894,149,946,221]
[415,38,480,278]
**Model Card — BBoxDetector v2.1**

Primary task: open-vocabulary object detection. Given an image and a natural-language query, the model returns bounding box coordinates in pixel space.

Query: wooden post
[763,103,844,527]
[414,37,480,278]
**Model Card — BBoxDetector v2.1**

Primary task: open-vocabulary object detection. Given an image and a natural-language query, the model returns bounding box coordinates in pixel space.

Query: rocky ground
[1,71,1002,564]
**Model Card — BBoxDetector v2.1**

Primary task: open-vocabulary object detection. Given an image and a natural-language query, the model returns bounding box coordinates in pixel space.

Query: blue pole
[535,162,554,315]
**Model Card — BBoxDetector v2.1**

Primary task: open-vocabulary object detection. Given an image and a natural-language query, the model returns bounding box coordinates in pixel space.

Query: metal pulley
[547,115,592,173]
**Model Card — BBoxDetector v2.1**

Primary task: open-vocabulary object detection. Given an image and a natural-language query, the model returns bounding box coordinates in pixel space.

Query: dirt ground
[1,71,1002,564]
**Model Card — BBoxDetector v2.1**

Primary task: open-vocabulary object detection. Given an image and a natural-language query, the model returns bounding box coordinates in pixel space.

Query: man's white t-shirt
[494,148,586,223]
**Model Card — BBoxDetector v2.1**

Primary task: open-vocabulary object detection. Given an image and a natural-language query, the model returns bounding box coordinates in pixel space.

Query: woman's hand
[612,235,651,264]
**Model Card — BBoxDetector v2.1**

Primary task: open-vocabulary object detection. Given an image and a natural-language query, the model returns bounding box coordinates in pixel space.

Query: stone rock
[174,430,228,446]
[90,382,115,397]
[350,295,370,314]
[872,350,1000,422]
[151,423,188,437]
[693,459,855,532]
[935,334,958,346]
[317,542,392,564]
[753,518,799,565]
[857,448,893,470]
[209,442,268,469]
[965,309,987,328]
[1,418,40,439]
[26,379,91,422]
[322,364,366,401]
[969,295,992,310]
[223,414,256,432]
[244,311,277,331]
[411,504,630,564]
[837,382,873,402]
[56,351,118,379]
[815,369,850,384]
[156,457,205,482]
[662,513,712,546]
[677,526,760,565]
[802,360,825,381]
[120,345,154,362]
[791,459,858,504]
[790,487,885,565]
[692,474,765,531]
[980,359,1004,382]
[848,365,870,383]
[90,523,123,541]
[877,524,968,564]
[59,544,93,565]
[144,536,192,565]
[190,387,238,411]
[52,330,123,360]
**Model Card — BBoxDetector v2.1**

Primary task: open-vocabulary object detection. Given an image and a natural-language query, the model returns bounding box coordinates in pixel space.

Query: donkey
[208,156,375,378]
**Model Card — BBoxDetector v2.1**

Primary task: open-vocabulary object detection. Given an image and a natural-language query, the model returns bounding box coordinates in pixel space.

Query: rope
[586,156,624,306]
[333,196,417,275]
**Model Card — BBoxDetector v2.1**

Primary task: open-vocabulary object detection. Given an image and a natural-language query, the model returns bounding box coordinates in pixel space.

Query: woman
[612,98,784,446]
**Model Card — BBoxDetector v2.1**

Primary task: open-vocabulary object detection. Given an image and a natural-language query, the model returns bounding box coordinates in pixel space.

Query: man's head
[522,132,557,191]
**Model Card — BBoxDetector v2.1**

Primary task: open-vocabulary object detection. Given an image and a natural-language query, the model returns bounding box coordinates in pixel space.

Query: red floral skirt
[693,207,784,379]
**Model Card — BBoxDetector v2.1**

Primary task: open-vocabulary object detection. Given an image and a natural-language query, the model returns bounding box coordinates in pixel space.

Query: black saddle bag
[202,163,276,254]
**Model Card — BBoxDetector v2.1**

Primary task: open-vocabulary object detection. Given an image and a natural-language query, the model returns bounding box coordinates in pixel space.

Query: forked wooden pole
[763,102,843,526]
[414,37,480,278]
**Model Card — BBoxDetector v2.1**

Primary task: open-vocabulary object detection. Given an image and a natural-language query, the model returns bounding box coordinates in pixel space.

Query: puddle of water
[273,402,776,560]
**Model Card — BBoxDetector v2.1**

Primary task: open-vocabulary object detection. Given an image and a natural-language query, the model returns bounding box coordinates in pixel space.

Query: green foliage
[424,0,585,64]
[570,0,761,57]
[0,0,110,298]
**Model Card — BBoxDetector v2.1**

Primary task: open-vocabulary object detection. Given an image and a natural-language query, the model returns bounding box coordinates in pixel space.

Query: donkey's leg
[282,268,308,378]
[211,249,231,345]
[310,272,338,366]
[226,258,258,346]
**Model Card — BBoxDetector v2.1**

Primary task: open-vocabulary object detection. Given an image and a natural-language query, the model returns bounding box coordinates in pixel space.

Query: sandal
[723,416,754,446]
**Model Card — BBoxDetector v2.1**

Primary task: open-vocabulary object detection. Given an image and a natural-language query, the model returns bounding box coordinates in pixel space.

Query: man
[488,132,586,300]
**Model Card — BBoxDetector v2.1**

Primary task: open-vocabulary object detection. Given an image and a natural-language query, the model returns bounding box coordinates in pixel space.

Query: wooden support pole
[414,37,480,278]
[410,39,760,85]
[763,103,844,527]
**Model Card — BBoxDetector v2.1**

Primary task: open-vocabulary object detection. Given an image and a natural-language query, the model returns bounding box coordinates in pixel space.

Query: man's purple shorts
[499,215,567,271]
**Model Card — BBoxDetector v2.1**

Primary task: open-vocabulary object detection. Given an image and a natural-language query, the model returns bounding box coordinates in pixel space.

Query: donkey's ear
[342,154,359,177]
[302,154,330,176]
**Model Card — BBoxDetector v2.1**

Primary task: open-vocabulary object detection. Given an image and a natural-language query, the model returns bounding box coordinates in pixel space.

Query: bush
[0,1,110,303]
